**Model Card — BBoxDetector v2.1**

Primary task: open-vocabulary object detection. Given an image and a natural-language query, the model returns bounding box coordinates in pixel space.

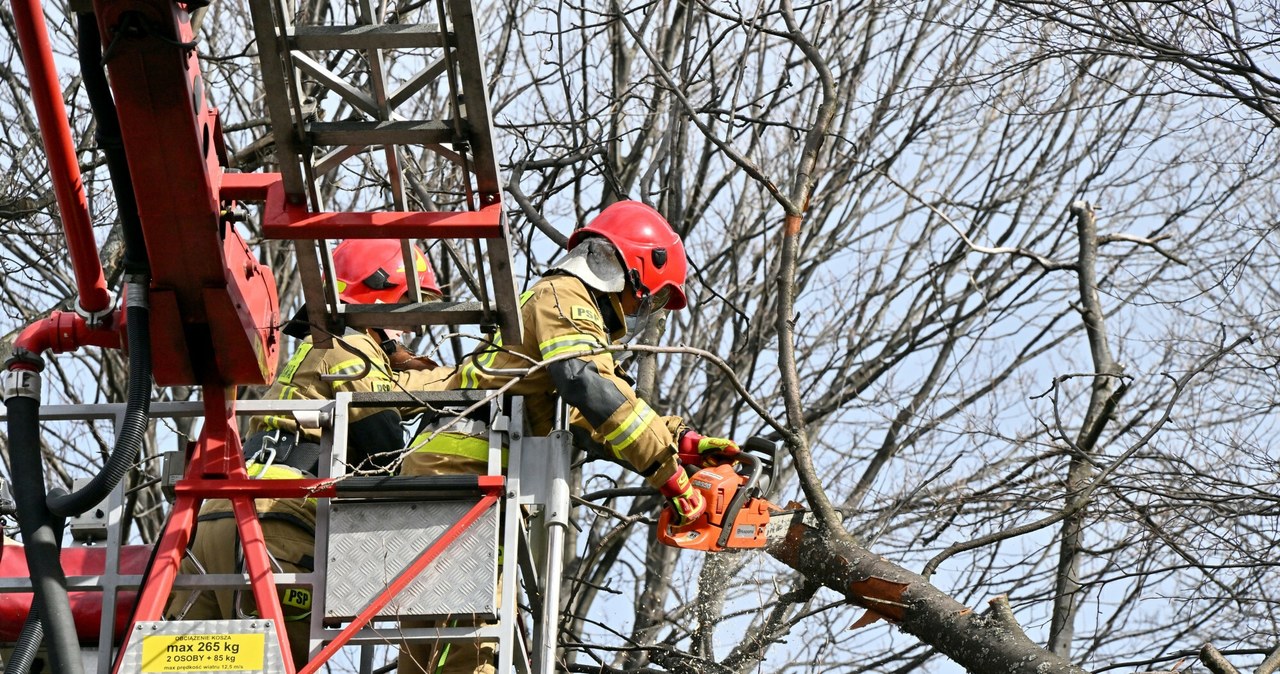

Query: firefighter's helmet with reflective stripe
[568,201,688,310]
[332,239,441,304]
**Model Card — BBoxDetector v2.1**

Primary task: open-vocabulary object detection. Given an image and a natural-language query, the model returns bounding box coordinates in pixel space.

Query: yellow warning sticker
[141,633,266,672]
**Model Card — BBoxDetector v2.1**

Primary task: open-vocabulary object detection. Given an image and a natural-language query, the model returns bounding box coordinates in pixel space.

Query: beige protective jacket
[250,329,453,441]
[412,274,681,489]
[203,330,452,520]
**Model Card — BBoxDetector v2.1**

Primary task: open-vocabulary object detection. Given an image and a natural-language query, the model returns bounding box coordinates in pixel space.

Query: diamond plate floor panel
[325,500,499,620]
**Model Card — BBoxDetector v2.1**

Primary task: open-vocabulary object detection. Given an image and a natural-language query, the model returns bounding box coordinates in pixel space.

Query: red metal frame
[9,0,112,317]
[87,0,279,387]
[221,173,504,239]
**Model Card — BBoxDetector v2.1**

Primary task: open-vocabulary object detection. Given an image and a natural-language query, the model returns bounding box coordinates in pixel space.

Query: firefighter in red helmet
[398,201,738,674]
[253,238,451,469]
[167,239,453,669]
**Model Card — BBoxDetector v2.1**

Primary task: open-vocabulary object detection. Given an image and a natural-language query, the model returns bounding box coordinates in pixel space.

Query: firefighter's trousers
[165,517,314,668]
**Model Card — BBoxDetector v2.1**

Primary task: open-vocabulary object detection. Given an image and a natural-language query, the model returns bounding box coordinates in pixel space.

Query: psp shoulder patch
[571,304,603,326]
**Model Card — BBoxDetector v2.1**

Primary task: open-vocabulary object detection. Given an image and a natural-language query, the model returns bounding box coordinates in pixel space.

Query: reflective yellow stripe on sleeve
[261,385,302,430]
[538,333,603,360]
[459,289,534,389]
[603,399,659,457]
[328,358,390,380]
[278,344,312,384]
[408,432,509,467]
[460,347,499,389]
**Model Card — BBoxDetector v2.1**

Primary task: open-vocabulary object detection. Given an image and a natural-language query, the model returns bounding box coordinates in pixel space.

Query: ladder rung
[261,206,503,240]
[309,119,455,146]
[320,625,503,645]
[333,475,494,499]
[0,575,144,590]
[290,24,452,51]
[348,390,491,407]
[168,572,315,591]
[339,301,494,329]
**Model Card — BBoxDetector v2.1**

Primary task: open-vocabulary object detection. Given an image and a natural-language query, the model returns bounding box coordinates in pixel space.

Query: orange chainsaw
[657,437,785,552]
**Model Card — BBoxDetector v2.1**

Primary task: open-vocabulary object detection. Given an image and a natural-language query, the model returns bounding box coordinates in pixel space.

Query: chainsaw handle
[742,436,780,498]
[732,451,763,490]
[716,451,762,549]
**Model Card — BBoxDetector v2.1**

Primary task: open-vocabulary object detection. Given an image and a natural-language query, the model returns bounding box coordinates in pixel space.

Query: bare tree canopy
[3,0,1280,672]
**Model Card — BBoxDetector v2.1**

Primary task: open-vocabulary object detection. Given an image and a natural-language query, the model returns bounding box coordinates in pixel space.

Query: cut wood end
[984,595,1019,626]
[1198,643,1242,674]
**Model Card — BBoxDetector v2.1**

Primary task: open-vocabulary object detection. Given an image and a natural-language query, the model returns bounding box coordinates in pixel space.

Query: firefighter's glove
[387,344,440,371]
[659,468,706,527]
[678,430,740,468]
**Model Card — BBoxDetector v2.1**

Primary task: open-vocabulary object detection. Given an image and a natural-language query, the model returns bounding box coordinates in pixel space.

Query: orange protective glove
[659,467,706,527]
[677,430,740,468]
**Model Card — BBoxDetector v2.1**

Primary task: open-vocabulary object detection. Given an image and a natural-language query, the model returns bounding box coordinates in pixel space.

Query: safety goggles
[632,285,671,316]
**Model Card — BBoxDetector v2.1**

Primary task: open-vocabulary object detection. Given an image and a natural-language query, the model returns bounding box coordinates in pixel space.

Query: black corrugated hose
[45,13,154,520]
[47,289,151,518]
[4,605,44,674]
[76,13,148,277]
[5,394,82,674]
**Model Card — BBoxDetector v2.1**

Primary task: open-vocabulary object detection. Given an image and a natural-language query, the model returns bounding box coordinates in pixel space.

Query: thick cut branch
[767,516,1090,674]
[1198,644,1241,674]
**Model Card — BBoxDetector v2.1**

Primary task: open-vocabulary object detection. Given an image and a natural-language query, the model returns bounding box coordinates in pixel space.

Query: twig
[608,0,792,211]
[922,334,1251,578]
[1097,232,1186,265]
[878,169,1070,271]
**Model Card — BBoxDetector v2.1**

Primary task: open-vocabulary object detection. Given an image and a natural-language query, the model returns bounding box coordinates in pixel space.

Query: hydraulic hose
[4,392,82,674]
[77,13,148,276]
[5,588,44,674]
[47,285,151,518]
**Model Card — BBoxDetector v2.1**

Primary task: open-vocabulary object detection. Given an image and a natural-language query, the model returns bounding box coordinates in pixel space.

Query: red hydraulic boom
[1,0,521,672]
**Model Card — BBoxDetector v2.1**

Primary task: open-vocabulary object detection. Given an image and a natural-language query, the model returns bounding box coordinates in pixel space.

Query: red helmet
[332,239,441,304]
[567,201,687,310]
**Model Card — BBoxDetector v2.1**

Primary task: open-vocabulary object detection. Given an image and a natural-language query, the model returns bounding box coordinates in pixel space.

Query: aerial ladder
[0,1,565,673]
